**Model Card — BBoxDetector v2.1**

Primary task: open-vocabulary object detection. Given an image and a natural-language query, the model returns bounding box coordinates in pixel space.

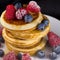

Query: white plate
[0,15,60,60]
[31,15,60,60]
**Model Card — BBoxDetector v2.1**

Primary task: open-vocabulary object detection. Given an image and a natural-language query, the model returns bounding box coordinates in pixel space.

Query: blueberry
[49,52,57,60]
[37,23,45,30]
[15,2,22,10]
[24,14,33,23]
[17,53,22,60]
[43,20,49,26]
[53,46,60,54]
[36,50,45,58]
[0,49,4,57]
[0,37,5,43]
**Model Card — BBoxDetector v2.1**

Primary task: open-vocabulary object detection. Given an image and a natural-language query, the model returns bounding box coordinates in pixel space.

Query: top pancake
[0,11,43,30]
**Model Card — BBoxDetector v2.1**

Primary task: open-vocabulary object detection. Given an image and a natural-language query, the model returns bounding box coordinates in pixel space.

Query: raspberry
[22,53,31,60]
[27,1,40,13]
[3,51,17,60]
[5,5,16,20]
[16,8,27,19]
[29,1,37,6]
[16,9,22,19]
[20,8,27,16]
[47,32,60,47]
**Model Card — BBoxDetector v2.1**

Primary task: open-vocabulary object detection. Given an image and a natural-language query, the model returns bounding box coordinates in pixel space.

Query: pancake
[5,15,50,39]
[2,22,50,47]
[5,23,50,39]
[5,38,47,55]
[1,11,43,30]
[2,28,42,48]
[6,26,36,33]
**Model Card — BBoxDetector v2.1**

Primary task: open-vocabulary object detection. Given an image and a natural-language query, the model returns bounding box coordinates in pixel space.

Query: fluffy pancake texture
[2,28,42,48]
[5,23,50,39]
[5,38,47,55]
[2,23,50,47]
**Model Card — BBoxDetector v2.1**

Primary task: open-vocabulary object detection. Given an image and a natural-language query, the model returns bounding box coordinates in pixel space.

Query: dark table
[0,0,60,19]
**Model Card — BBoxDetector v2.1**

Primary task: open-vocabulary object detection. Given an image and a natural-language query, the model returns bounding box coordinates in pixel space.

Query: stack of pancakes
[0,11,50,55]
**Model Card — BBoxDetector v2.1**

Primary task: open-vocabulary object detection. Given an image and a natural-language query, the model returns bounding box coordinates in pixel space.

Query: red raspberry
[16,9,23,19]
[16,8,27,19]
[47,32,60,47]
[20,8,28,16]
[29,1,37,6]
[22,53,31,60]
[3,51,17,60]
[27,1,40,13]
[5,5,16,20]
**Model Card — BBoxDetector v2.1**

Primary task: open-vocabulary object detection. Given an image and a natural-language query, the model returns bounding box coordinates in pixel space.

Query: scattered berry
[48,32,60,47]
[27,1,40,13]
[16,8,27,19]
[17,53,22,60]
[36,50,45,58]
[3,51,17,60]
[15,2,22,10]
[24,14,33,23]
[5,4,16,20]
[22,53,31,60]
[37,23,45,30]
[0,37,5,43]
[43,20,49,26]
[49,52,57,60]
[53,46,60,54]
[0,49,4,57]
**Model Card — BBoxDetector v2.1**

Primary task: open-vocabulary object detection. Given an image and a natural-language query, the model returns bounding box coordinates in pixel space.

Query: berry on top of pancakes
[5,1,40,23]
